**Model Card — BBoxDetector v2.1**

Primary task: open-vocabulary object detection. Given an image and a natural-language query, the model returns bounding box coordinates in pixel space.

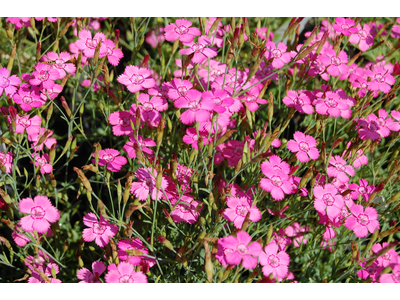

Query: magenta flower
[19,196,60,233]
[11,224,31,247]
[349,179,375,201]
[99,39,124,66]
[282,90,314,114]
[82,213,118,247]
[357,109,400,140]
[287,131,319,163]
[224,196,261,229]
[0,151,13,173]
[117,65,156,93]
[260,156,292,201]
[108,110,134,136]
[14,114,42,136]
[333,17,359,36]
[118,238,154,268]
[313,183,344,218]
[33,153,53,175]
[105,262,147,283]
[12,87,45,111]
[327,155,355,183]
[166,78,193,100]
[29,63,60,89]
[174,89,214,125]
[344,204,380,238]
[198,59,227,81]
[77,261,106,283]
[261,155,290,175]
[319,49,349,77]
[365,66,395,94]
[380,265,400,283]
[259,242,290,279]
[75,30,106,58]
[202,89,234,114]
[171,197,202,224]
[28,262,62,283]
[164,19,201,43]
[372,242,400,268]
[145,26,165,48]
[138,93,168,127]
[130,168,168,201]
[123,134,155,159]
[179,35,217,64]
[182,127,210,150]
[239,86,268,112]
[43,52,76,78]
[264,42,292,69]
[92,148,127,172]
[6,17,31,30]
[223,231,262,269]
[0,68,21,97]
[349,23,374,52]
[28,127,57,151]
[285,222,309,247]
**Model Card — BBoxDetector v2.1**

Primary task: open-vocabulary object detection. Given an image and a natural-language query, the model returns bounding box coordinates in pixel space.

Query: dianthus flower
[372,242,400,268]
[99,39,124,66]
[319,49,349,77]
[166,78,193,100]
[179,35,217,64]
[198,59,227,81]
[259,242,290,279]
[28,127,57,151]
[223,231,262,269]
[260,156,292,201]
[349,179,375,201]
[108,110,134,136]
[6,17,31,30]
[344,204,379,238]
[264,42,292,69]
[117,65,156,93]
[224,196,261,229]
[145,26,165,48]
[357,109,400,140]
[164,19,201,43]
[182,127,210,150]
[29,63,60,89]
[28,262,62,283]
[82,213,118,247]
[42,52,76,78]
[327,155,355,183]
[333,17,359,36]
[123,134,156,159]
[92,149,127,172]
[77,261,106,283]
[285,222,309,247]
[11,224,31,247]
[0,151,13,173]
[380,264,400,283]
[138,93,168,127]
[130,168,168,201]
[349,23,374,52]
[313,183,344,218]
[105,262,147,283]
[282,90,314,114]
[358,260,382,282]
[19,196,60,233]
[171,197,202,224]
[0,67,21,96]
[118,238,155,269]
[287,131,319,163]
[12,87,44,111]
[202,89,235,114]
[75,30,106,58]
[33,153,53,174]
[239,86,268,112]
[174,89,215,125]
[365,66,395,94]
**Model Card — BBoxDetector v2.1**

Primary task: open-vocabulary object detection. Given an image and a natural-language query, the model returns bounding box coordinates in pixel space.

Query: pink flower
[287,131,319,163]
[349,179,375,201]
[82,212,118,247]
[11,224,31,247]
[224,196,261,229]
[145,26,165,48]
[43,52,76,78]
[29,63,60,89]
[358,260,382,282]
[171,197,202,224]
[319,49,349,77]
[75,30,106,58]
[285,223,309,247]
[349,23,374,52]
[357,109,400,140]
[174,89,214,125]
[105,262,147,283]
[117,65,156,93]
[77,261,106,283]
[182,127,210,150]
[380,264,400,283]
[327,155,355,183]
[12,87,45,111]
[28,262,62,283]
[259,242,290,280]
[365,66,395,94]
[92,148,127,172]
[223,231,262,269]
[344,204,379,238]
[0,151,13,173]
[282,90,314,114]
[123,134,155,159]
[239,86,268,112]
[164,19,201,43]
[99,39,124,66]
[333,17,359,36]
[33,153,53,174]
[372,242,400,268]
[6,17,31,30]
[179,35,217,64]
[138,93,168,127]
[202,89,234,114]
[264,42,292,69]
[19,196,60,233]
[0,68,21,97]
[108,110,134,136]
[166,78,193,100]
[130,168,168,201]
[313,183,344,218]
[255,27,274,41]
[118,238,156,271]
[198,59,227,81]
[14,114,42,136]
[28,127,57,151]
[260,156,292,201]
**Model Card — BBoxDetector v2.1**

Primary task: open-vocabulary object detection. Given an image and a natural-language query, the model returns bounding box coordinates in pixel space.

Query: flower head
[105,262,147,283]
[344,204,380,238]
[82,212,118,247]
[287,131,319,163]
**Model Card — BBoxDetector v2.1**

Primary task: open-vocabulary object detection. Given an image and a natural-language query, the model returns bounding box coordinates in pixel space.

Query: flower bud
[74,167,92,193]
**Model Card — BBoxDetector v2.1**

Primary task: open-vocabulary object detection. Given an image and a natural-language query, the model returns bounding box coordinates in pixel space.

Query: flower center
[236,243,248,255]
[55,59,65,69]
[179,204,191,214]
[322,194,335,206]
[246,95,255,102]
[174,25,189,35]
[358,187,366,194]
[31,206,45,220]
[382,252,391,261]
[92,221,106,235]
[393,274,400,283]
[377,117,386,127]
[106,48,113,56]
[359,30,367,39]
[331,56,341,66]
[325,98,338,108]
[145,177,154,188]
[36,158,46,166]
[375,73,384,83]
[357,213,370,226]
[294,97,304,106]
[210,69,222,77]
[119,117,130,126]
[129,74,145,85]
[0,76,10,88]
[38,70,49,81]
[18,118,31,127]
[299,141,309,151]
[341,24,349,30]
[188,100,200,111]
[235,205,248,217]
[335,163,346,172]
[214,97,222,105]
[177,86,188,97]
[143,102,154,111]
[85,38,97,49]
[272,49,282,58]
[22,96,33,104]
[368,120,380,132]
[268,254,280,268]
[119,275,134,283]
[103,154,115,163]
[271,175,283,187]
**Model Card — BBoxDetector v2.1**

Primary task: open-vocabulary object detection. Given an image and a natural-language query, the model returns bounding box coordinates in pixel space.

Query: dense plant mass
[1,17,400,283]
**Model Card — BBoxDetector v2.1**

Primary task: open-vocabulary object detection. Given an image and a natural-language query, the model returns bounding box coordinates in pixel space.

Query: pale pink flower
[287,131,319,163]
[33,153,53,174]
[327,155,355,183]
[179,35,217,64]
[0,151,13,173]
[82,212,118,247]
[19,196,60,233]
[42,52,76,78]
[282,90,313,114]
[224,196,261,229]
[29,63,60,89]
[259,242,290,279]
[75,30,106,58]
[99,39,124,66]
[349,23,374,52]
[223,231,262,269]
[313,183,344,218]
[174,89,214,125]
[344,204,379,238]
[105,262,147,283]
[117,65,156,93]
[264,42,292,69]
[130,168,168,201]
[77,261,106,283]
[164,19,201,43]
[0,68,21,96]
[92,148,127,172]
